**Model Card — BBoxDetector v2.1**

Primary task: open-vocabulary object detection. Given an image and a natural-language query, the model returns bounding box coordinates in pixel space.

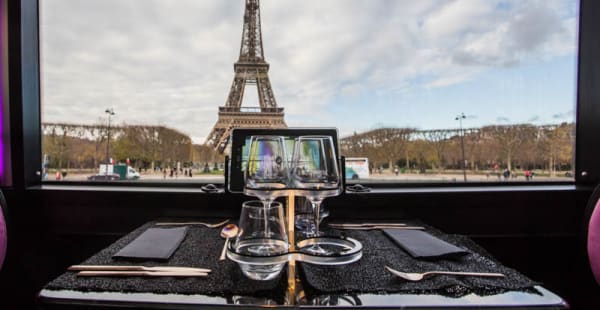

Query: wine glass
[290,136,341,240]
[244,135,289,211]
[295,196,330,237]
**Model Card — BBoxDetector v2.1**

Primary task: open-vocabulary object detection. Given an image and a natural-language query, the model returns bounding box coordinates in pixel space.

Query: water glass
[232,200,289,280]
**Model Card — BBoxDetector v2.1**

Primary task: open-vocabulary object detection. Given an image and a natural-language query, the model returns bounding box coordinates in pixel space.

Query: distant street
[52,170,572,183]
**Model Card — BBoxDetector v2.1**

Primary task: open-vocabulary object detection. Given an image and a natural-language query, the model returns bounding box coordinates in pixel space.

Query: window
[0,0,10,186]
[39,0,579,185]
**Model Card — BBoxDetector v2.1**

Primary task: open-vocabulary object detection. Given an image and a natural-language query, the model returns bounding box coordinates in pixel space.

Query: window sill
[347,183,577,194]
[28,184,226,194]
[27,183,580,195]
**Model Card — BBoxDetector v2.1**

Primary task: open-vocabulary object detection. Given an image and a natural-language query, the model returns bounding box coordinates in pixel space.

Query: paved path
[53,171,571,183]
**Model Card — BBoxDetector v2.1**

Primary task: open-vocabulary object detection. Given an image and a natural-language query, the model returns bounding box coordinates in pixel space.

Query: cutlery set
[76,271,209,277]
[328,223,425,230]
[155,219,229,228]
[69,265,211,277]
[385,266,505,281]
[70,220,506,282]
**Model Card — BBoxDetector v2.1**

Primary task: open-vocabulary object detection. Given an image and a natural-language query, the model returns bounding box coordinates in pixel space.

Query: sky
[40,0,579,144]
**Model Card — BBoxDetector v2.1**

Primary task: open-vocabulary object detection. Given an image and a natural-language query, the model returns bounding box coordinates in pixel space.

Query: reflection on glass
[244,135,289,206]
[230,296,279,305]
[301,294,362,306]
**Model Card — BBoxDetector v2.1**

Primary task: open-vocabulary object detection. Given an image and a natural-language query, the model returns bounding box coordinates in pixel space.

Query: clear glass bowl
[295,237,363,265]
[227,236,363,276]
[228,238,289,280]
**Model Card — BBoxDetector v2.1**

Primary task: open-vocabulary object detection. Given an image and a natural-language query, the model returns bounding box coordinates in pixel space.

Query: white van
[345,157,370,180]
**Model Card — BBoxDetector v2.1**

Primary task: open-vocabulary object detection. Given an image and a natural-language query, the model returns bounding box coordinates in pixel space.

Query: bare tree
[483,124,536,171]
[421,129,452,173]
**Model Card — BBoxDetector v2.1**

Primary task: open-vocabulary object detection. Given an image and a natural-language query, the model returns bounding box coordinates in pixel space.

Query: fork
[155,219,229,228]
[385,266,505,281]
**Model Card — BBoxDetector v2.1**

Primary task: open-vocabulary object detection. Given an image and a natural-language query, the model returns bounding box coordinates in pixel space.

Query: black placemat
[299,226,539,298]
[45,221,287,300]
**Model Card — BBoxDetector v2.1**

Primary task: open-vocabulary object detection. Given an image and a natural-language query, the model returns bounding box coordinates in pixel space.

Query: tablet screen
[228,128,339,193]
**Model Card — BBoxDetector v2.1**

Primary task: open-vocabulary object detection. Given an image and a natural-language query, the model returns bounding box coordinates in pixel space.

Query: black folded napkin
[383,228,469,259]
[113,226,188,260]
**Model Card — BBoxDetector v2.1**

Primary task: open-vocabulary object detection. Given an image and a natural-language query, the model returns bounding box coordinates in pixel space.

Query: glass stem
[311,198,323,236]
[262,198,273,236]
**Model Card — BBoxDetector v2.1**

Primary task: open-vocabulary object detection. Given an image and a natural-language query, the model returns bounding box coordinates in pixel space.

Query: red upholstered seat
[589,196,600,285]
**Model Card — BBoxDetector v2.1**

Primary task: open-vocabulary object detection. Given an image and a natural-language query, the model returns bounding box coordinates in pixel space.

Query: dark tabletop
[39,220,568,309]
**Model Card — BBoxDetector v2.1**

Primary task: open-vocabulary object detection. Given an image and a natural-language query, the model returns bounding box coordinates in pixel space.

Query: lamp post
[455,113,467,182]
[105,108,115,175]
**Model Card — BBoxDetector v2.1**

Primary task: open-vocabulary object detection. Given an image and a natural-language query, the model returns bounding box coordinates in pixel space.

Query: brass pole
[286,191,296,305]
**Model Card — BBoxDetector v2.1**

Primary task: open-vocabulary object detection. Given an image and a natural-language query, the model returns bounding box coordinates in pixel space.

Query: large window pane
[39,0,578,184]
[0,0,10,186]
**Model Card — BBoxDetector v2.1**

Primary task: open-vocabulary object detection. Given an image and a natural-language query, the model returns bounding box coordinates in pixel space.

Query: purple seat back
[0,203,5,270]
[588,198,600,285]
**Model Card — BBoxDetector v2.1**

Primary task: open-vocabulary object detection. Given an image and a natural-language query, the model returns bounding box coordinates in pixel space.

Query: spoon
[385,266,505,281]
[219,223,239,261]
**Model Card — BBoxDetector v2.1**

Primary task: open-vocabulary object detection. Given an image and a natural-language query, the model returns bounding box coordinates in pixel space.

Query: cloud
[553,110,574,119]
[40,0,578,144]
[450,1,575,67]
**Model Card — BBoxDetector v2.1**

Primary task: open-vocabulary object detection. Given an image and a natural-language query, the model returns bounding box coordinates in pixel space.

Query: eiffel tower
[205,0,286,153]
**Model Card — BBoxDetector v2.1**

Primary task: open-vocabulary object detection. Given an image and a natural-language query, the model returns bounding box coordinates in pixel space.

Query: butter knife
[76,271,208,277]
[68,265,211,273]
[330,225,425,230]
[329,223,407,227]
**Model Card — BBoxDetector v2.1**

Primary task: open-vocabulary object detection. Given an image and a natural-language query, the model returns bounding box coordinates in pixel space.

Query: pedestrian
[163,169,167,179]
[394,166,399,176]
[503,168,510,180]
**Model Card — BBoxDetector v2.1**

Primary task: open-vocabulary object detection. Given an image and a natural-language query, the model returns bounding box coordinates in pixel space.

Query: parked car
[87,173,120,181]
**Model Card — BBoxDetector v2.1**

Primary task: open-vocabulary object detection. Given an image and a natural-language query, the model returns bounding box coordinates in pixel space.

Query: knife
[329,223,407,227]
[76,271,208,277]
[329,225,425,230]
[68,265,211,273]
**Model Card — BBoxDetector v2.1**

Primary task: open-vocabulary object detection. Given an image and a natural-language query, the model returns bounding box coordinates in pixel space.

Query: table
[39,286,567,309]
[38,221,569,309]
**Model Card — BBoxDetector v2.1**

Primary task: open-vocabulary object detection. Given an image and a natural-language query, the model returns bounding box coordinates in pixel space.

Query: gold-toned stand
[227,191,362,306]
[286,191,298,305]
